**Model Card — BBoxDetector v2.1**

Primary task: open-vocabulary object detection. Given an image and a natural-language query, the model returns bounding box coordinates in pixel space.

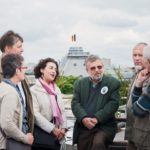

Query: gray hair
[143,45,150,60]
[133,42,148,50]
[85,55,102,66]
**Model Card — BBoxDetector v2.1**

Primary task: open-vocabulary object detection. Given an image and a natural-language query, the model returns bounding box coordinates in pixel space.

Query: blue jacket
[132,85,150,117]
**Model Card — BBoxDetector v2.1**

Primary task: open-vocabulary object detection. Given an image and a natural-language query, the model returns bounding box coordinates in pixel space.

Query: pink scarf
[39,78,63,126]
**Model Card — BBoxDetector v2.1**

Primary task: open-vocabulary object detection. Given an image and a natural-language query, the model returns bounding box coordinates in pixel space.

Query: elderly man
[131,45,150,150]
[71,54,120,150]
[125,42,147,150]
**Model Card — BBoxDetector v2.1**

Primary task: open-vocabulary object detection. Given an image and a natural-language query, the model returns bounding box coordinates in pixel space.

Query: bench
[108,141,127,150]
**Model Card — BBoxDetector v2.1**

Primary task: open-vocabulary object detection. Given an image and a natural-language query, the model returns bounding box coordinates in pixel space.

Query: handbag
[33,125,60,149]
[6,138,31,150]
[0,127,31,150]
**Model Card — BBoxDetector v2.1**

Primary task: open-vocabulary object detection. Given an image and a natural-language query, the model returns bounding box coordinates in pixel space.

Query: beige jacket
[0,55,34,149]
[0,55,34,134]
[0,82,29,149]
[30,80,67,133]
[0,55,3,82]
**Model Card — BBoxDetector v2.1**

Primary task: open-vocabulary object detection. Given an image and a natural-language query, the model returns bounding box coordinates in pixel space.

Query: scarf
[39,78,63,127]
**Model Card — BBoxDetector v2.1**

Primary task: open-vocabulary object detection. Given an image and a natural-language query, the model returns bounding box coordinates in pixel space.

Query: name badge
[101,86,108,95]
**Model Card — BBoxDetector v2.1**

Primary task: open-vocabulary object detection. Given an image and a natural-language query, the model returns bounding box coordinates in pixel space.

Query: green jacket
[71,75,120,144]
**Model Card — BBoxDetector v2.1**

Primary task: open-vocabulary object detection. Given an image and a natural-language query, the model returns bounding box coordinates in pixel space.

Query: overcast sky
[0,0,150,67]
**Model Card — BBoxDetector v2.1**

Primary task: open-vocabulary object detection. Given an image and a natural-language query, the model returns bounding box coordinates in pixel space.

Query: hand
[60,128,66,136]
[82,117,96,129]
[136,69,150,87]
[26,133,34,145]
[57,128,66,140]
[91,117,98,125]
[52,128,61,138]
[52,128,66,140]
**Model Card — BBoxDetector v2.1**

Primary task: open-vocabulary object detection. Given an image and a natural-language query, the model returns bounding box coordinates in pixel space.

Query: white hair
[143,45,150,60]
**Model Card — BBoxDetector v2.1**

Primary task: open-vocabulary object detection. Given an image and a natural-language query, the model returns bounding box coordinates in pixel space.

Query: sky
[0,0,150,67]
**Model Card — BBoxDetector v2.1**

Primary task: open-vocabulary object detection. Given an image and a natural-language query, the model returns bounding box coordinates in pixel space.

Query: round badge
[101,86,108,95]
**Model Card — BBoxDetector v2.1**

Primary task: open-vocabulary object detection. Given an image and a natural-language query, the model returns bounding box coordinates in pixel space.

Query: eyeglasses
[90,65,103,71]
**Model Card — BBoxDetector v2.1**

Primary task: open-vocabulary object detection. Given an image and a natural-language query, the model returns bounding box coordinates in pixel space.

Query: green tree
[56,75,79,94]
[113,67,130,105]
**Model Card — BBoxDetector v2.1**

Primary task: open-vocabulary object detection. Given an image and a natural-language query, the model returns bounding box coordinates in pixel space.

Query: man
[0,30,24,81]
[0,30,34,150]
[71,54,120,150]
[131,45,150,150]
[125,43,147,150]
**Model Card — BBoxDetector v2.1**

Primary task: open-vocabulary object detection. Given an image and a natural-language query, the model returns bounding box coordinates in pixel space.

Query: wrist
[135,81,143,87]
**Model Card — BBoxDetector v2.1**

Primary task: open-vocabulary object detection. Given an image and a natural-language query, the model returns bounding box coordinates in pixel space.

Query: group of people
[0,31,67,150]
[71,43,150,150]
[0,30,150,150]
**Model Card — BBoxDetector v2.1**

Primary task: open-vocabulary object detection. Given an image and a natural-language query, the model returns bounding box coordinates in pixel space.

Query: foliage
[113,67,130,105]
[57,67,131,105]
[56,75,79,94]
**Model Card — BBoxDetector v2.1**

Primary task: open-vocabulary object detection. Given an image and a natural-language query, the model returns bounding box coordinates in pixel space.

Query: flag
[71,34,76,42]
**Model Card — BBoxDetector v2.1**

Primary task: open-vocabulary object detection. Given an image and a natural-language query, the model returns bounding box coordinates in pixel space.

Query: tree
[113,67,130,105]
[56,76,79,94]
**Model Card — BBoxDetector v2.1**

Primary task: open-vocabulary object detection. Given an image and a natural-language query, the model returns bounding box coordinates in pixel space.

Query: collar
[89,74,103,87]
[3,78,17,89]
[34,79,58,94]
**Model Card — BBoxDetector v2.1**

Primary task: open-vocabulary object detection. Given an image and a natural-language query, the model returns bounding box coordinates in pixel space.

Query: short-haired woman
[0,54,34,150]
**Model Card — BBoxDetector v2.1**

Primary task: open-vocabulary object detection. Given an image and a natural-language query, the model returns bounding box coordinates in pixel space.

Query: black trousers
[77,128,109,150]
[32,145,60,150]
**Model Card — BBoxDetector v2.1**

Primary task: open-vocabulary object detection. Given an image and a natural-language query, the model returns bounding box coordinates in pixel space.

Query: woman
[31,58,67,150]
[0,54,34,150]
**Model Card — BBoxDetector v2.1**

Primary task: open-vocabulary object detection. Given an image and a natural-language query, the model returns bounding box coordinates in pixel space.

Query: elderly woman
[31,58,67,150]
[0,54,34,150]
[131,45,150,150]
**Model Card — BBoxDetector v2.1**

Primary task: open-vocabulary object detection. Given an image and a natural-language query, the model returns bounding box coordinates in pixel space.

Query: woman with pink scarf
[30,58,67,150]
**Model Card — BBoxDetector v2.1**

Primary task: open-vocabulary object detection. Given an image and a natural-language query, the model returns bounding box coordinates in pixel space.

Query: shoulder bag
[32,125,60,149]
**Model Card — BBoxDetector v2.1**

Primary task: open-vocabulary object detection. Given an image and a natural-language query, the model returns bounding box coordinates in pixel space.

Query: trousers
[77,129,109,150]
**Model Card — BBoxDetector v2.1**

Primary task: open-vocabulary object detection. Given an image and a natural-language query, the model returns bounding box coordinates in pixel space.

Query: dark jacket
[71,75,120,144]
[131,85,150,147]
[124,73,137,141]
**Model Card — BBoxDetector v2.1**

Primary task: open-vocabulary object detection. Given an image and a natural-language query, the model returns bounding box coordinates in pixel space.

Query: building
[59,46,89,77]
[60,46,112,77]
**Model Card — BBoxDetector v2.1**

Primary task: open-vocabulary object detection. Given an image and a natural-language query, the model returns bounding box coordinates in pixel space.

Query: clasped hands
[52,127,66,140]
[82,117,98,129]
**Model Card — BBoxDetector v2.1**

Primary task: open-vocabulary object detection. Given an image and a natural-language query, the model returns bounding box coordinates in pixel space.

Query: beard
[90,73,103,82]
